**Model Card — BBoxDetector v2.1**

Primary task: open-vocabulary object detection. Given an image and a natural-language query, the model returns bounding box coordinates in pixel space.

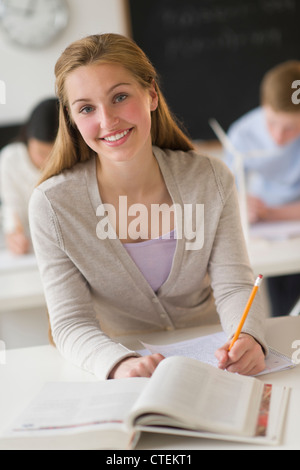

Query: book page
[129,356,264,437]
[5,379,148,438]
[137,384,289,446]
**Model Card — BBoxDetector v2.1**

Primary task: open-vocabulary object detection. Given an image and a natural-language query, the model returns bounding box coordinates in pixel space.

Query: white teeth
[104,129,130,142]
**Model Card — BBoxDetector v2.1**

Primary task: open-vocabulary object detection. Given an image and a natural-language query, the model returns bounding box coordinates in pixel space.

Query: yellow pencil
[228,275,263,351]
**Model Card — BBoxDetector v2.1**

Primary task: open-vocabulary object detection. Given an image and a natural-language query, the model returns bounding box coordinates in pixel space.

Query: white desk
[248,236,300,278]
[0,316,299,450]
[0,250,48,348]
[0,267,45,311]
[0,250,45,311]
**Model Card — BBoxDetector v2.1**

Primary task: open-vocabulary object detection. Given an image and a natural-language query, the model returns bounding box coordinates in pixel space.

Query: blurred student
[0,98,59,255]
[225,61,300,316]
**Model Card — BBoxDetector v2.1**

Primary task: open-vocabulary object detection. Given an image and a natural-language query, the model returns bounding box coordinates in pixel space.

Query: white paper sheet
[139,331,295,376]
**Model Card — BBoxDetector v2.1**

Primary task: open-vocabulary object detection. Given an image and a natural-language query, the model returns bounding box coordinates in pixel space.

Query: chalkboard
[129,0,300,140]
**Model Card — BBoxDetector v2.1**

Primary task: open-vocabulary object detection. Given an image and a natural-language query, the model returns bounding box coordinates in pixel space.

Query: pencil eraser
[255,275,263,286]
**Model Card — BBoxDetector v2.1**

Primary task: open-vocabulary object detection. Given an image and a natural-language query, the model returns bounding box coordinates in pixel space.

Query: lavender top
[124,231,177,292]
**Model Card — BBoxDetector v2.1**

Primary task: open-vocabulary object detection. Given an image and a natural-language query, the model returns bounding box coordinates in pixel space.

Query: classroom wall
[0,0,129,126]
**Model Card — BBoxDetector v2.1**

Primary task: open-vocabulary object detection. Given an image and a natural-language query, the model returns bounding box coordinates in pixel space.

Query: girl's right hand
[109,354,165,379]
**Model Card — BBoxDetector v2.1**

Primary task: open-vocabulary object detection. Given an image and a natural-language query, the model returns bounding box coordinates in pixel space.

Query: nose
[98,105,119,130]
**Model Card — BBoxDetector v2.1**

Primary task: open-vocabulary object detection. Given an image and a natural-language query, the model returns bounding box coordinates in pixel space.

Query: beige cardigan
[29,147,267,379]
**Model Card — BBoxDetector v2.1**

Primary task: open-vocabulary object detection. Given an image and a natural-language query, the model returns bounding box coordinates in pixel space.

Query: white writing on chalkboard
[161,0,296,29]
[160,0,296,60]
[165,29,282,60]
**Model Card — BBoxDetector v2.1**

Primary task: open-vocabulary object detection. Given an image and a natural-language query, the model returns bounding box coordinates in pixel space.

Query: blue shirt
[225,107,300,207]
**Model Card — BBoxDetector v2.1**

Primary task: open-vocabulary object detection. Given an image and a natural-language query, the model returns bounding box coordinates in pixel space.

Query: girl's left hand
[215,333,266,376]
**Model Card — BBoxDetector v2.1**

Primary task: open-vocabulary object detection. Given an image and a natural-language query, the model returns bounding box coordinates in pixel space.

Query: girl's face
[66,62,158,164]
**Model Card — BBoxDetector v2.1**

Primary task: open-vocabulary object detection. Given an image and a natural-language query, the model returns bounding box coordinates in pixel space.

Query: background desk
[0,316,299,450]
[0,253,45,311]
[0,249,48,348]
[248,236,300,278]
[0,229,45,312]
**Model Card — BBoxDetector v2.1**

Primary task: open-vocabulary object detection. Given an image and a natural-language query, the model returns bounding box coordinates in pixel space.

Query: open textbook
[139,331,295,376]
[0,356,289,450]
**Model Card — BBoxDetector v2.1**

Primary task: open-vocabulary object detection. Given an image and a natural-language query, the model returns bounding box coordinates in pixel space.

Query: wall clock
[0,0,69,48]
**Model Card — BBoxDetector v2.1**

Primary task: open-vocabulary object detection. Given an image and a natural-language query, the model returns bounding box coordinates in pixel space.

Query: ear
[149,80,158,112]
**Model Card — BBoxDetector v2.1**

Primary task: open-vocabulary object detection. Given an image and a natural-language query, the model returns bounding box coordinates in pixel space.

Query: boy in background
[225,61,300,317]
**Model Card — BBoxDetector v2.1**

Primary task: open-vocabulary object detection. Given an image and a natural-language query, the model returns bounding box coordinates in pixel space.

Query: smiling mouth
[102,128,132,142]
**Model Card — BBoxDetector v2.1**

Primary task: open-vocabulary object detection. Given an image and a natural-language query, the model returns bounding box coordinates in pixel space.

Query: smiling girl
[29,34,266,379]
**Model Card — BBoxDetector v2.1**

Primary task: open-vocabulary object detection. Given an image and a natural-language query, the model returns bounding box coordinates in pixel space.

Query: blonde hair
[39,33,194,184]
[260,60,300,113]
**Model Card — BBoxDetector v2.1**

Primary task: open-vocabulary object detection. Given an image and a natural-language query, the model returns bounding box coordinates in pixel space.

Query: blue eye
[114,94,127,104]
[80,106,94,114]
